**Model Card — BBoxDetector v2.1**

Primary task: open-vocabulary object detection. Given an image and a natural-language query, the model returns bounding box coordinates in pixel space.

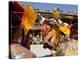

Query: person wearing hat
[52,8,70,41]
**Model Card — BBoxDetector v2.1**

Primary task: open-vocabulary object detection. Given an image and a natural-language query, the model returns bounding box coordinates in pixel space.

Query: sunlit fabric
[59,24,70,36]
[22,5,37,35]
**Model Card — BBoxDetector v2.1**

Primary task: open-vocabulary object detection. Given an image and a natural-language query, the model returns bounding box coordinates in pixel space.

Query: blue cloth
[22,29,25,47]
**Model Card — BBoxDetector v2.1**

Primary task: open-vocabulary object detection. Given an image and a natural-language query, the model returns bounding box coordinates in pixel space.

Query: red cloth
[41,24,51,35]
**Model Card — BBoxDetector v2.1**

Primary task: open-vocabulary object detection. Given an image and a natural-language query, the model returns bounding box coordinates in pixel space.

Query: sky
[19,1,78,13]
